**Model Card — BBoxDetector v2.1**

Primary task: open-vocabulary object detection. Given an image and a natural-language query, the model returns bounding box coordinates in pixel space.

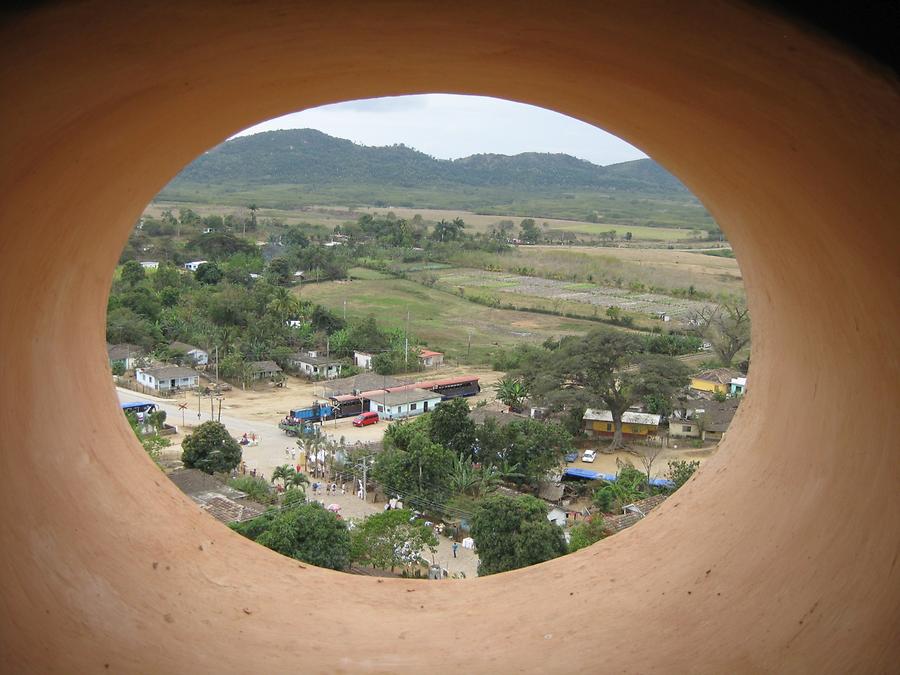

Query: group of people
[310,481,345,497]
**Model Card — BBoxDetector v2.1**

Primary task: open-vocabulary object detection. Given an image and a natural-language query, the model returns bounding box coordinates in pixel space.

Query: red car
[353,411,379,427]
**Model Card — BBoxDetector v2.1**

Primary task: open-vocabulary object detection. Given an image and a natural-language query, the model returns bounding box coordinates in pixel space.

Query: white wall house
[419,349,444,368]
[136,366,199,392]
[369,388,442,420]
[730,377,748,395]
[169,341,208,366]
[290,352,342,379]
[353,351,374,370]
[107,343,144,370]
[184,260,208,272]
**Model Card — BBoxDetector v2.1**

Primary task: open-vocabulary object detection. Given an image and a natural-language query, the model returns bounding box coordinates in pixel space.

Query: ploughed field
[412,268,717,321]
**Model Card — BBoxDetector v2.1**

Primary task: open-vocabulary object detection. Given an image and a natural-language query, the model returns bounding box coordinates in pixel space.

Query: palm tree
[269,287,300,323]
[289,471,309,491]
[245,203,258,235]
[271,464,293,490]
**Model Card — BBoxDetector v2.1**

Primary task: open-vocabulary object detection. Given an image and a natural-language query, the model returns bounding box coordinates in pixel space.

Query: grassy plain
[146,201,704,243]
[294,276,606,364]
[158,181,717,231]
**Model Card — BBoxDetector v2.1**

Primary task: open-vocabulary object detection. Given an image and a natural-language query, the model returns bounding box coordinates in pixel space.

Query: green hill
[159,129,713,228]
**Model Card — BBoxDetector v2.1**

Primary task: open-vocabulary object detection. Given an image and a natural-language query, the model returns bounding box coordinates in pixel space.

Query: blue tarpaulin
[563,468,673,488]
[563,468,601,480]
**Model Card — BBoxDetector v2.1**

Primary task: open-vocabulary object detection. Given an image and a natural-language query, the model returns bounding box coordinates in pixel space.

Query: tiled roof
[583,409,661,426]
[604,494,669,533]
[693,368,741,385]
[248,360,282,373]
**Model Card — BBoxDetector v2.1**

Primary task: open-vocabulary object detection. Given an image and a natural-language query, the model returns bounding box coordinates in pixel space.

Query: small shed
[418,349,444,368]
[248,360,283,381]
[290,352,342,379]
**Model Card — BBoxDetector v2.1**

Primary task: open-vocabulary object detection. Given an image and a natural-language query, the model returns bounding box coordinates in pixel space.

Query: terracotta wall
[0,1,897,672]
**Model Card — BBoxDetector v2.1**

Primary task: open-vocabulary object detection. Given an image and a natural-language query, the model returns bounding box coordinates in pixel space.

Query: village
[112,332,747,579]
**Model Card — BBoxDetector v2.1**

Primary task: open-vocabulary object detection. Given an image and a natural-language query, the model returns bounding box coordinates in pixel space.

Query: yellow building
[690,368,741,395]
[583,409,661,438]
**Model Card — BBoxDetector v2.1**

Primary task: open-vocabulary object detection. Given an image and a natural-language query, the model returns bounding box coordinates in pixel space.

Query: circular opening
[3,3,897,671]
[114,93,749,580]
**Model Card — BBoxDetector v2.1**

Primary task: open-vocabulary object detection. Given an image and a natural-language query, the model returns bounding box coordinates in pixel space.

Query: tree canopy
[350,508,438,572]
[181,421,242,474]
[470,494,567,576]
[231,502,351,570]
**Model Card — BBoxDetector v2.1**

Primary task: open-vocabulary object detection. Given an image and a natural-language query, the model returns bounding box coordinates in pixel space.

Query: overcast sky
[234,94,647,167]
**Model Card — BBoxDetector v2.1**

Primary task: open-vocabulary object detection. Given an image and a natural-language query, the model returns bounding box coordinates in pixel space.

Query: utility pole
[215,345,219,384]
[197,387,202,419]
[404,308,410,369]
[361,455,370,502]
[467,330,472,362]
[343,298,347,321]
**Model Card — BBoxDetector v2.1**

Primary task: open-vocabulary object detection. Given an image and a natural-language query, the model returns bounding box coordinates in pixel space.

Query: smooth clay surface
[0,1,898,672]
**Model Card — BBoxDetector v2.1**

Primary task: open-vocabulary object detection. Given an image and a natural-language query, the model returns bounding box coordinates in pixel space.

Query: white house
[136,366,199,392]
[184,260,208,272]
[730,377,748,395]
[369,388,442,420]
[107,343,144,370]
[418,349,444,368]
[353,351,374,370]
[290,352,342,379]
[169,341,208,366]
[139,261,159,270]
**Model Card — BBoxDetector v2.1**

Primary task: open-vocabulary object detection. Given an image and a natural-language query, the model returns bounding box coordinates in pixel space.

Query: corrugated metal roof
[583,409,661,426]
[378,388,443,407]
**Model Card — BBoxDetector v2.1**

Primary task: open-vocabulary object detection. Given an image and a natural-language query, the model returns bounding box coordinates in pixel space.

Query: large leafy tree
[350,508,438,572]
[181,421,242,474]
[524,328,688,450]
[232,502,350,570]
[471,494,567,576]
[476,418,573,486]
[688,300,751,366]
[373,428,454,511]
[428,398,476,457]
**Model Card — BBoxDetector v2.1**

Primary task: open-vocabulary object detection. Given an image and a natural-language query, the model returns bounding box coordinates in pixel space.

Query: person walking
[452,542,459,559]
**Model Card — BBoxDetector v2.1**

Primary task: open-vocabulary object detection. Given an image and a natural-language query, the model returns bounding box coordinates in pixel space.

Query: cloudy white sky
[235,94,647,167]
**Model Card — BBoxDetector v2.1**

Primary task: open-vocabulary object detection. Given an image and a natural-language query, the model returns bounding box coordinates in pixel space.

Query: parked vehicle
[278,401,334,435]
[582,449,597,463]
[564,452,578,463]
[353,411,379,427]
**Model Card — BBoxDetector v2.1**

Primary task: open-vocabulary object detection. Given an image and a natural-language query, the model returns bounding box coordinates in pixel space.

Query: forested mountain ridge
[165,128,689,195]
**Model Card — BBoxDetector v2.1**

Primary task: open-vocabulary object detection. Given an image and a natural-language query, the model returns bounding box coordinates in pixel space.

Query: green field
[295,276,606,364]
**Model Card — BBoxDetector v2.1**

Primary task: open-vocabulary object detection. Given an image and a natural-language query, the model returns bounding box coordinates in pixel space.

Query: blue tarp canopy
[563,468,672,487]
[563,468,601,480]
